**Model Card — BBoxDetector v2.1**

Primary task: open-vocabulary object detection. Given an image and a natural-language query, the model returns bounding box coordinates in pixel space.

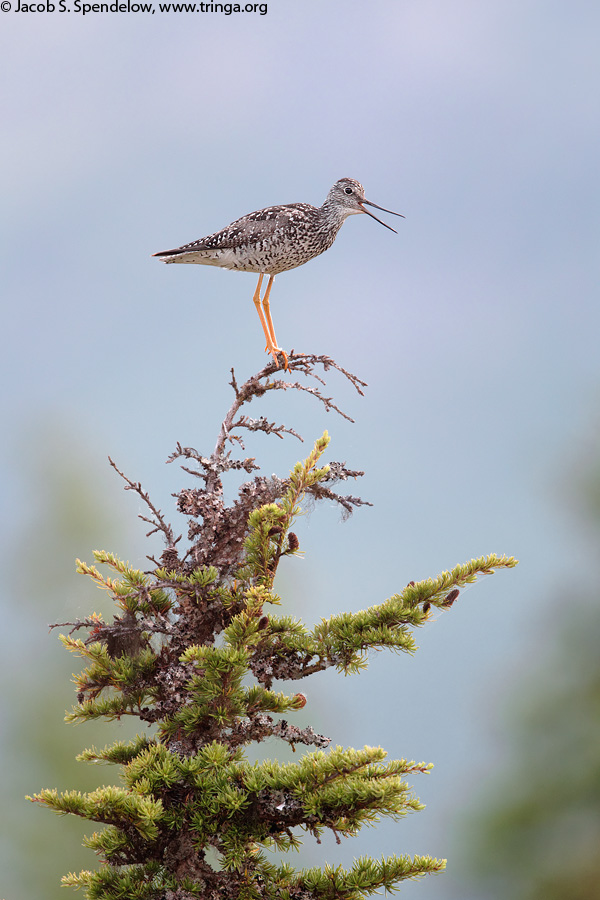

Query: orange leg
[252,275,271,350]
[251,274,289,370]
[262,275,289,371]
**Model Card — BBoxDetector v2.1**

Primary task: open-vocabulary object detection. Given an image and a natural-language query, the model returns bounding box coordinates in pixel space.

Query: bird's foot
[267,346,289,371]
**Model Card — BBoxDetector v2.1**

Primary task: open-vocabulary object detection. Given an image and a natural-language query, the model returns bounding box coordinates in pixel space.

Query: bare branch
[231,415,303,442]
[212,353,366,465]
[109,356,368,572]
[108,457,180,550]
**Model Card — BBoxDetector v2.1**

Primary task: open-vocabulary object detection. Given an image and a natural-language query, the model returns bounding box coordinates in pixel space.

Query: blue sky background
[1,2,599,898]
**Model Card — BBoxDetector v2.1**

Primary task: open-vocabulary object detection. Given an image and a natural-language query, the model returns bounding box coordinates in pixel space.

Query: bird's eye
[344,187,353,195]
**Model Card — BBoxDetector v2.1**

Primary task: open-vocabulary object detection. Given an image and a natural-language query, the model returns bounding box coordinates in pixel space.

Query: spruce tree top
[31,355,516,900]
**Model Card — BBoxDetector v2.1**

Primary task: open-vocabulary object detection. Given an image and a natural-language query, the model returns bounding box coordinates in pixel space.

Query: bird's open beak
[359,199,405,234]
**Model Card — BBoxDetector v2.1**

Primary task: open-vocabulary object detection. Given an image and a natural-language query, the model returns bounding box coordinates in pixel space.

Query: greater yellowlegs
[153,178,403,370]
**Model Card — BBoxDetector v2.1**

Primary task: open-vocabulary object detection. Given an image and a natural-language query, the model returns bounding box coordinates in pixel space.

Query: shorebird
[153,177,403,369]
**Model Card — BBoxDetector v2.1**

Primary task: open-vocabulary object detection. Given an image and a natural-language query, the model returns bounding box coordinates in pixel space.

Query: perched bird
[153,177,403,369]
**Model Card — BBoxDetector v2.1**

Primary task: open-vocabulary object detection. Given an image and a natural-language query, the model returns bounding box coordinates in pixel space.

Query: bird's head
[327,177,404,232]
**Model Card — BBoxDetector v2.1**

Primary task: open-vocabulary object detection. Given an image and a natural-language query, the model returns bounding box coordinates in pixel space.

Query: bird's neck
[319,199,356,228]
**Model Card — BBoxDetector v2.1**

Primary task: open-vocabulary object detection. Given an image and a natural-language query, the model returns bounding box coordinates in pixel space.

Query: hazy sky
[2,3,599,898]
